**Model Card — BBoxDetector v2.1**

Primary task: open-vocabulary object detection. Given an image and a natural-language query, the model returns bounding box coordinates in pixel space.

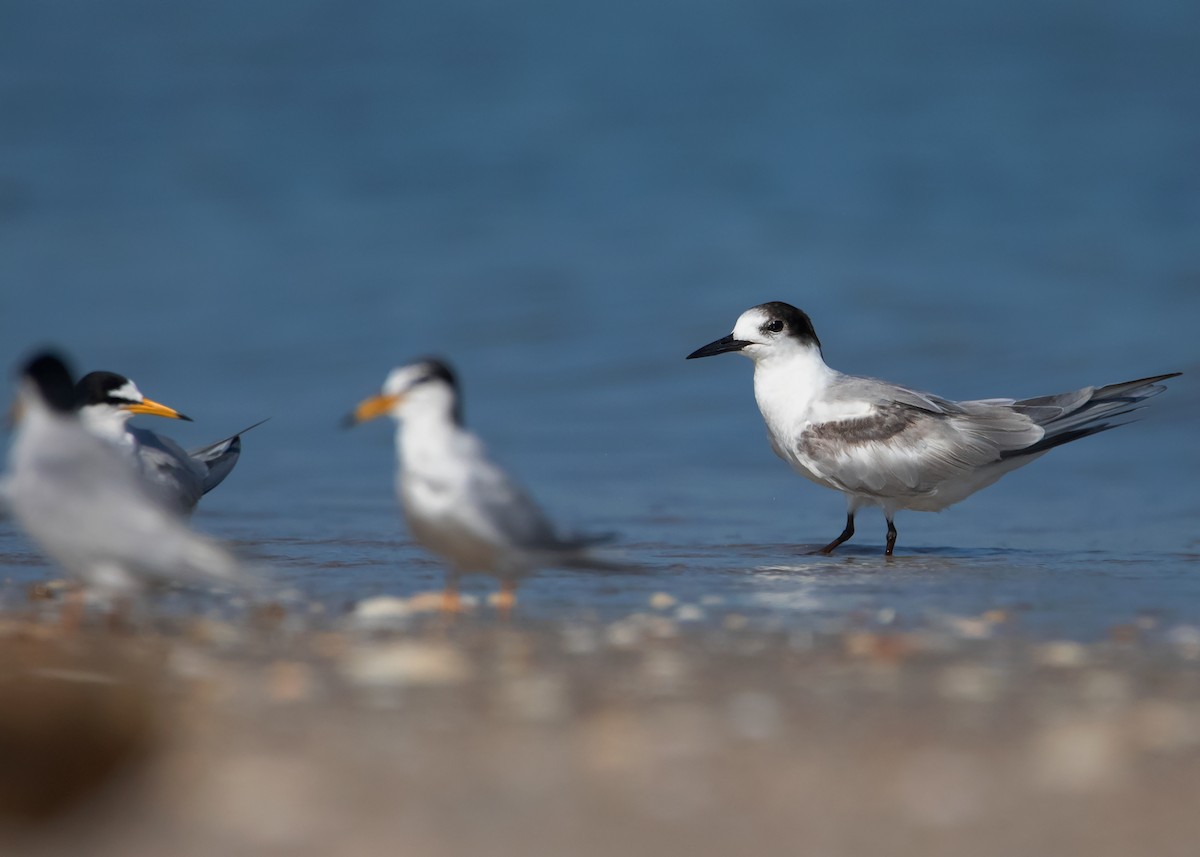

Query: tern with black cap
[3,351,248,594]
[345,358,617,615]
[75,371,264,516]
[688,301,1180,556]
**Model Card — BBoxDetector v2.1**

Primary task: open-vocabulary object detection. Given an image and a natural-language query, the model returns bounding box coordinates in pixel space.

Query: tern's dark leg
[817,513,856,555]
[885,518,898,556]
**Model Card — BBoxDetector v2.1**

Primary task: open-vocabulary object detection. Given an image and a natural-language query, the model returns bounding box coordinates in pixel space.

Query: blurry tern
[3,352,247,594]
[688,301,1180,556]
[344,358,615,615]
[75,371,264,516]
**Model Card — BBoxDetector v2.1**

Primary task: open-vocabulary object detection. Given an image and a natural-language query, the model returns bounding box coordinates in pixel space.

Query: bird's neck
[752,344,837,432]
[396,408,464,472]
[78,407,136,447]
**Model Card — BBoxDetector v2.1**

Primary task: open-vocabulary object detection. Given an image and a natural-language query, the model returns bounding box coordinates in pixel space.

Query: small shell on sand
[342,642,474,687]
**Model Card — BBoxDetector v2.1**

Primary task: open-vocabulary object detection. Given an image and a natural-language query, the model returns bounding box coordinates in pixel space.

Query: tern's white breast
[751,352,843,478]
[396,419,508,573]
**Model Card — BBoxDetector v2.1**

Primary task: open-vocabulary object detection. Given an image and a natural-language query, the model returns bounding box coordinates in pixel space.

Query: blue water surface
[1,0,1197,639]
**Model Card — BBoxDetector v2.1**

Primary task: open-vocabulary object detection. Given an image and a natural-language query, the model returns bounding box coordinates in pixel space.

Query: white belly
[400,472,505,574]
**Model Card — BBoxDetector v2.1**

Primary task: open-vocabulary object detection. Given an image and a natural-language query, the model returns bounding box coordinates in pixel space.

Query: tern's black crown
[75,371,134,406]
[22,351,77,414]
[414,357,463,425]
[756,302,821,350]
[415,358,459,392]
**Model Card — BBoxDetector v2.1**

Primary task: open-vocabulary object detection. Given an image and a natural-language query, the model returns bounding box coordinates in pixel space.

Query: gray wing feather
[467,459,565,550]
[196,435,240,494]
[465,452,608,560]
[187,418,268,496]
[128,427,206,513]
[837,377,966,416]
[1000,372,1180,458]
[805,373,1179,496]
[1013,373,1178,429]
[802,378,1044,496]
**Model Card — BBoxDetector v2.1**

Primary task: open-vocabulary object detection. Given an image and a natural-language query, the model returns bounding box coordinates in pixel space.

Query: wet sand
[4,587,1200,857]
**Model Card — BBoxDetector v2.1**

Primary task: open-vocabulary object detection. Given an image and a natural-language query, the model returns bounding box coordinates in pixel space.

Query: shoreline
[4,587,1200,856]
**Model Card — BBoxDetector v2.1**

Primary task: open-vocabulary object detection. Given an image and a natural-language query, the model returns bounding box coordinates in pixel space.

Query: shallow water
[0,0,1197,640]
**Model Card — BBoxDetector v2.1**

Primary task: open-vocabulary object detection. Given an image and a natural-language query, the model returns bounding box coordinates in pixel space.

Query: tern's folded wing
[188,418,268,496]
[128,427,207,512]
[797,399,1043,496]
[464,459,562,548]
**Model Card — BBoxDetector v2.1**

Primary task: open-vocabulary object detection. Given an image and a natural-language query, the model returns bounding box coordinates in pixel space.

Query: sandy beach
[5,586,1200,857]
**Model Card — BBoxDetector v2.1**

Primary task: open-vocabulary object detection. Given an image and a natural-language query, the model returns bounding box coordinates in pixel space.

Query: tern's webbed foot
[440,588,464,615]
[491,581,517,621]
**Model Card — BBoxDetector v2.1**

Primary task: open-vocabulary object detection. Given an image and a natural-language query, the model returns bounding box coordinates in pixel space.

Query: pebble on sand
[342,642,474,687]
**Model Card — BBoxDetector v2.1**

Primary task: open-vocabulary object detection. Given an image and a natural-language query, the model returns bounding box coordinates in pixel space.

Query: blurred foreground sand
[3,588,1200,857]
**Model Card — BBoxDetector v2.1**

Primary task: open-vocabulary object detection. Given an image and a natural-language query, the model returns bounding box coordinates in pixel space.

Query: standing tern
[75,371,263,516]
[3,352,247,594]
[687,301,1180,556]
[344,358,614,615]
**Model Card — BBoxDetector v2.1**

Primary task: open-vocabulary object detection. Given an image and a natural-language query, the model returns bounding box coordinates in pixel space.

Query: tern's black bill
[686,335,751,360]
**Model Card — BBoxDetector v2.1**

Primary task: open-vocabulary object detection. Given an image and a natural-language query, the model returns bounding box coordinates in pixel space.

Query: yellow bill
[343,393,401,428]
[125,397,192,421]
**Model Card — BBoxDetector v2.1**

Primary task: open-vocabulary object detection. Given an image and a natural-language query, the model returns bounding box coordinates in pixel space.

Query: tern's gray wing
[799,377,1044,496]
[187,419,268,496]
[463,460,616,574]
[465,455,567,550]
[451,431,607,554]
[193,434,240,494]
[999,372,1179,459]
[128,426,206,513]
[801,373,1179,497]
[845,377,969,416]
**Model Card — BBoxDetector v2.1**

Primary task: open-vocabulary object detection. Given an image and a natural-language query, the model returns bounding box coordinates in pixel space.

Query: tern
[3,352,247,594]
[344,358,615,614]
[687,301,1180,556]
[75,371,263,516]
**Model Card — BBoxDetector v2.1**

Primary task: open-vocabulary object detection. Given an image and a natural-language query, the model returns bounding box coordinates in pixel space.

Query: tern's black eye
[764,319,784,334]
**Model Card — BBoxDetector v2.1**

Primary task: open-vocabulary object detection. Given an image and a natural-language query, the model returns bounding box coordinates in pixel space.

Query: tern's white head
[686,301,823,364]
[344,358,463,428]
[74,371,192,437]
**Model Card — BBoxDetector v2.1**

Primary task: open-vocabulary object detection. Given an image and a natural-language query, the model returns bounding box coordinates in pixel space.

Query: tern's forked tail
[1004,371,1180,460]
